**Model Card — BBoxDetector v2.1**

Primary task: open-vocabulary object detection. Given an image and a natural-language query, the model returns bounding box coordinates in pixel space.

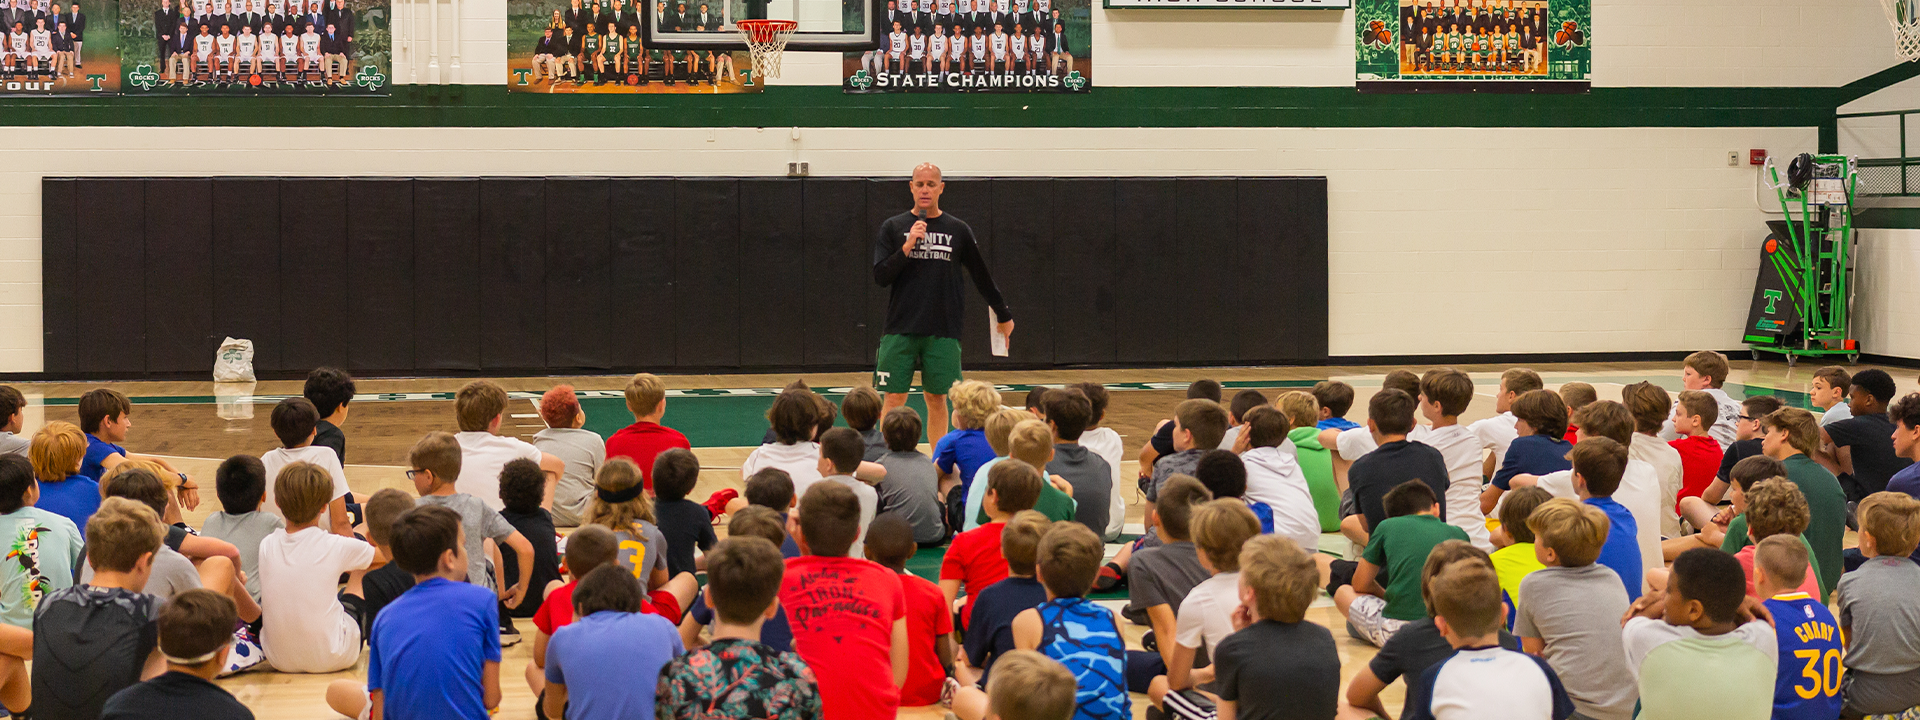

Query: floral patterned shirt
[655,638,821,720]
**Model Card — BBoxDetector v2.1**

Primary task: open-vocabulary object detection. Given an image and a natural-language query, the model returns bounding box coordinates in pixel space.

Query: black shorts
[339,591,369,641]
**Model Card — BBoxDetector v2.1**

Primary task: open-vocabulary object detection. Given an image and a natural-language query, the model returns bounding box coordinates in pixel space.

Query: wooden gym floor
[13,359,1912,720]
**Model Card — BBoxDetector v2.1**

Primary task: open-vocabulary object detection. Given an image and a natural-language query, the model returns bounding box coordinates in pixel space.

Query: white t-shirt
[1819,401,1853,427]
[1336,426,1376,462]
[238,33,256,58]
[742,441,824,499]
[1470,411,1519,476]
[454,431,543,512]
[1079,427,1127,540]
[929,34,945,56]
[216,34,235,57]
[825,474,877,558]
[908,34,925,58]
[970,34,986,60]
[1620,616,1776,679]
[990,33,1006,59]
[1174,571,1239,656]
[1629,433,1685,538]
[1411,424,1491,551]
[261,445,352,530]
[888,30,905,56]
[1010,35,1024,58]
[259,32,278,57]
[257,526,375,673]
[1241,446,1319,551]
[195,33,214,59]
[1535,459,1663,584]
[1028,33,1042,54]
[300,30,320,57]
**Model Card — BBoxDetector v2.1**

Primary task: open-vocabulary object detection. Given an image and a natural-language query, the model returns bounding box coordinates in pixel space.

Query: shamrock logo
[129,63,159,90]
[1062,70,1086,90]
[354,65,386,91]
[848,69,872,89]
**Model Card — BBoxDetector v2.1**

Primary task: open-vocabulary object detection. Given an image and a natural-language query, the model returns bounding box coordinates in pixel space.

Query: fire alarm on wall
[1750,149,1768,165]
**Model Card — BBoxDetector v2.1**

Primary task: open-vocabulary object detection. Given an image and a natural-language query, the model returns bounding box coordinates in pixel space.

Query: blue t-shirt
[1888,463,1920,498]
[1764,592,1843,720]
[80,436,125,484]
[1492,435,1574,490]
[934,428,997,495]
[963,575,1048,683]
[690,588,793,652]
[1317,417,1360,431]
[776,513,800,559]
[1585,497,1643,601]
[37,475,101,538]
[367,577,502,720]
[545,610,683,720]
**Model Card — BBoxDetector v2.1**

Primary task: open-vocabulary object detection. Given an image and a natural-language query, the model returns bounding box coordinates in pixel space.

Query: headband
[164,648,225,666]
[597,484,643,504]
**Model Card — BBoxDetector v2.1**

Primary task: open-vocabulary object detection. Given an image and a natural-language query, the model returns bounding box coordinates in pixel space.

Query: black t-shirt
[654,499,717,578]
[499,508,563,619]
[34,585,160,720]
[1349,440,1450,531]
[1716,437,1764,482]
[871,210,1012,340]
[313,420,346,466]
[101,670,254,720]
[1827,413,1914,501]
[361,562,416,625]
[1369,617,1520,704]
[1149,420,1176,457]
[1214,619,1339,720]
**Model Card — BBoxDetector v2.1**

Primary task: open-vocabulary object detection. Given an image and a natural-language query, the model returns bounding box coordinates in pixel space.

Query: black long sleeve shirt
[872,210,1012,340]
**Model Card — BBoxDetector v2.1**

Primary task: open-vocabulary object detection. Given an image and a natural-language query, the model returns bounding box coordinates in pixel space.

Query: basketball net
[736,19,798,80]
[1882,0,1920,62]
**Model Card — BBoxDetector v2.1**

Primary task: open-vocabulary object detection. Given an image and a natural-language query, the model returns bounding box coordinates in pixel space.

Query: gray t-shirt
[533,427,605,527]
[201,510,285,601]
[1048,444,1111,538]
[1839,555,1920,674]
[1122,540,1210,626]
[824,474,878,559]
[876,450,945,545]
[416,493,516,588]
[0,432,28,458]
[612,520,671,583]
[81,546,201,605]
[860,427,888,463]
[1148,449,1203,502]
[1513,564,1637,720]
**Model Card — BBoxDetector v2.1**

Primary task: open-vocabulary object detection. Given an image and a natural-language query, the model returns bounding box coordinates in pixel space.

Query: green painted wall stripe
[1856,207,1920,229]
[0,85,1848,128]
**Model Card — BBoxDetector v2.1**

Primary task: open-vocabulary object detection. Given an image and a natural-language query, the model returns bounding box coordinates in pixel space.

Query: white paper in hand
[989,310,1009,357]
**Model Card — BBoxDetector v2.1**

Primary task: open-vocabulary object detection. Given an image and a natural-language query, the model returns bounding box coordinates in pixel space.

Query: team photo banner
[1355,0,1588,91]
[842,0,1089,93]
[1103,0,1345,8]
[0,0,119,94]
[506,0,759,94]
[118,0,389,93]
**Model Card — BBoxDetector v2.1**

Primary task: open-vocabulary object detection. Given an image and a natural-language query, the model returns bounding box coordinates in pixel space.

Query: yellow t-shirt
[1491,542,1546,629]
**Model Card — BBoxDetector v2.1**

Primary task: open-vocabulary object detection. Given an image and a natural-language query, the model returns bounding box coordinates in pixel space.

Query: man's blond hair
[87,496,166,573]
[1526,498,1610,567]
[986,650,1075,720]
[625,372,666,417]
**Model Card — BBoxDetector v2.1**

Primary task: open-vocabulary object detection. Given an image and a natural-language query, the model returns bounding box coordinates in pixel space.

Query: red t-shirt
[1670,434,1722,508]
[898,571,954,706]
[940,522,1008,630]
[533,581,577,636]
[781,555,907,720]
[604,421,692,490]
[1735,543,1820,599]
[1563,424,1580,445]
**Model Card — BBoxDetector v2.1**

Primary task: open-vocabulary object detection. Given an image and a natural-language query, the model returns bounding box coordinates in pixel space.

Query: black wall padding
[412,179,481,371]
[675,179,742,368]
[609,180,677,369]
[143,179,215,374]
[347,179,416,372]
[211,179,282,373]
[1113,179,1181,365]
[545,179,613,369]
[40,180,77,375]
[74,179,145,374]
[280,179,350,372]
[801,179,868,368]
[1051,179,1116,365]
[480,179,548,370]
[737,179,806,368]
[43,176,1329,377]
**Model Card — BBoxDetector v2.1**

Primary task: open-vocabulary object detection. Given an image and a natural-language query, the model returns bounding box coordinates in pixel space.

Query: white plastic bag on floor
[213,337,256,382]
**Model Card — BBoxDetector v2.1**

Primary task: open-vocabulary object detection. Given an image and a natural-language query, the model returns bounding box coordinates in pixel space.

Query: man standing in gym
[872,163,1013,444]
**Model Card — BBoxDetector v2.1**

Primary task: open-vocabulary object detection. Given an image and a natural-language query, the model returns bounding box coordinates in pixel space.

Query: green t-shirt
[1633,632,1774,720]
[1288,426,1339,532]
[1721,454,1846,596]
[1361,513,1469,621]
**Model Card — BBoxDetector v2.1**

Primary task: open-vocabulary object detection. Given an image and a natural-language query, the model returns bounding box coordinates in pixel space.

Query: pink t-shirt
[1735,542,1820,600]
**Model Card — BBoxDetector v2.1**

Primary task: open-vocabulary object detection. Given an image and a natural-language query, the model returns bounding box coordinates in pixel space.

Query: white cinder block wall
[0,0,1905,372]
[1857,229,1920,361]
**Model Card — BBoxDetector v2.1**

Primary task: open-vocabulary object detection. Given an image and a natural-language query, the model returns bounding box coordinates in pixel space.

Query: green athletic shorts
[874,333,963,395]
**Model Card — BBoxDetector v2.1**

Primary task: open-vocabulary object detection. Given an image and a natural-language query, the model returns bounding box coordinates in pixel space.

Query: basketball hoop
[736,19,799,80]
[1881,0,1920,61]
